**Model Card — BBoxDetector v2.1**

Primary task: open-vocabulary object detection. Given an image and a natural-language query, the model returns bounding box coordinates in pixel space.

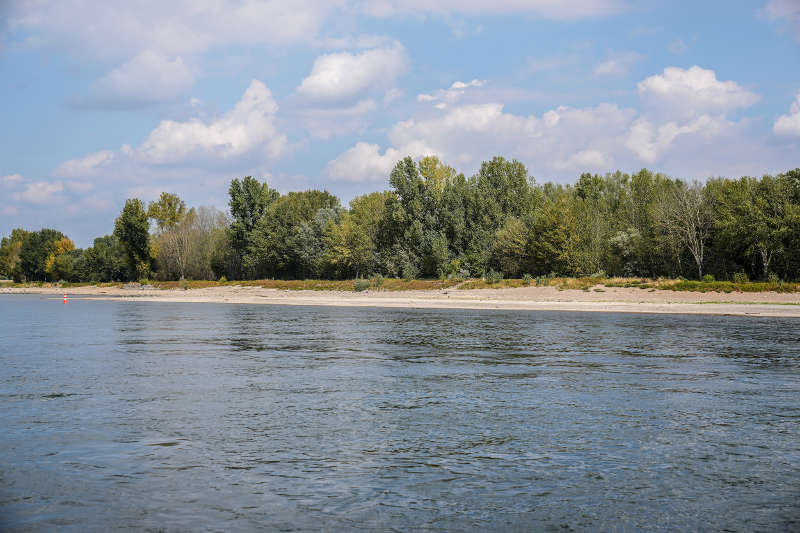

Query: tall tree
[0,228,30,279]
[228,176,279,278]
[147,192,186,232]
[114,198,151,280]
[658,182,713,279]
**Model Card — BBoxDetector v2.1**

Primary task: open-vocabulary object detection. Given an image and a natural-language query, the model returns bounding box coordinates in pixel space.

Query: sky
[1,0,799,246]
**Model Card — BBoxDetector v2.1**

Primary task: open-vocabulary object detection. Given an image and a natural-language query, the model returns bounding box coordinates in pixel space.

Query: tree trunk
[760,248,771,280]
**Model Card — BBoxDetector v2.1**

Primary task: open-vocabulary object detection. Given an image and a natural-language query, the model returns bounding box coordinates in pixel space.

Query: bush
[590,270,607,279]
[353,279,370,292]
[522,273,533,286]
[179,277,189,290]
[768,272,780,284]
[733,271,749,284]
[485,270,503,284]
[218,275,227,283]
[702,274,715,282]
[370,273,384,289]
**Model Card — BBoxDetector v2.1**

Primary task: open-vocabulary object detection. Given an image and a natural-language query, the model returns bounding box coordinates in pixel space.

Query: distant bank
[3,283,800,319]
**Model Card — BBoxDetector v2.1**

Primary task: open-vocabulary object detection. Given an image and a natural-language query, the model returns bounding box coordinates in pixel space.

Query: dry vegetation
[8,277,800,293]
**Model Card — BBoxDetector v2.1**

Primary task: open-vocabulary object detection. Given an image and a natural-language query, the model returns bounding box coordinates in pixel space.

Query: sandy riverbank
[3,284,800,318]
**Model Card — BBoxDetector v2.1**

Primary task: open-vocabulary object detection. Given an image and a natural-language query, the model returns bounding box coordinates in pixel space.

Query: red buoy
[63,293,68,304]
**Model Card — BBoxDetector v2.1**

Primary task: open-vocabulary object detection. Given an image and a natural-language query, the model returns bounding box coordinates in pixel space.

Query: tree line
[2,156,799,283]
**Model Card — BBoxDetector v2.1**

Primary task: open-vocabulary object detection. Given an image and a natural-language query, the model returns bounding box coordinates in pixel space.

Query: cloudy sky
[1,0,799,245]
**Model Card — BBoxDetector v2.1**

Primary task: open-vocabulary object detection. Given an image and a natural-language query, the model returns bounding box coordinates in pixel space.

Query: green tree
[114,198,151,280]
[0,228,30,279]
[492,217,528,277]
[18,229,65,281]
[147,192,186,232]
[228,176,279,278]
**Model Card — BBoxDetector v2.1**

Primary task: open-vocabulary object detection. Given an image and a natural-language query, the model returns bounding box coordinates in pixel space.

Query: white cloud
[326,142,404,181]
[356,0,626,20]
[773,92,800,137]
[637,66,759,119]
[135,80,286,164]
[12,181,64,205]
[625,115,727,163]
[765,0,800,40]
[329,65,773,179]
[593,51,642,77]
[416,79,489,109]
[296,44,409,102]
[86,50,194,107]
[331,100,636,178]
[450,79,486,90]
[55,150,115,178]
[6,0,338,62]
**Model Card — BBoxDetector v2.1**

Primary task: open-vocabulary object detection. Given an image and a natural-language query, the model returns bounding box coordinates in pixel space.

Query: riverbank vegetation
[2,156,799,285]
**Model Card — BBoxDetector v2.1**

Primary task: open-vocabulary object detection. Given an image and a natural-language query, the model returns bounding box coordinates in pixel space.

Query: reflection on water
[1,295,799,531]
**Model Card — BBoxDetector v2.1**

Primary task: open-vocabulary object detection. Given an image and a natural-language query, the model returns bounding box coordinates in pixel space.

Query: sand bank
[3,284,800,318]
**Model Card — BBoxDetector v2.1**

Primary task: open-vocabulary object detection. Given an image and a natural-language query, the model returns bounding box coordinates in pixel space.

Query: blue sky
[1,0,799,246]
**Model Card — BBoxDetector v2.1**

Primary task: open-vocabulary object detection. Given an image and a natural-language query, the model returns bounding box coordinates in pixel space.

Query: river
[1,295,798,531]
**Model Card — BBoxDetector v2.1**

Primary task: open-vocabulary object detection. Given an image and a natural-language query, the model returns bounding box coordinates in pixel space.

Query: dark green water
[1,295,798,532]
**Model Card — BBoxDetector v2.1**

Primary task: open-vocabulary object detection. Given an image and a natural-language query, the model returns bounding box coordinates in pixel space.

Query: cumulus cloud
[55,150,115,178]
[593,51,642,77]
[296,44,409,102]
[625,115,728,163]
[637,66,759,119]
[326,142,404,181]
[135,80,286,164]
[84,51,194,108]
[773,92,800,137]
[328,65,774,180]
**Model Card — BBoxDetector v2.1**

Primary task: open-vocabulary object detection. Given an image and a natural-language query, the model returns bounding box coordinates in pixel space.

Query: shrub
[768,272,780,284]
[589,270,607,279]
[218,275,227,283]
[535,275,550,287]
[485,270,503,284]
[353,279,370,292]
[522,273,533,286]
[179,277,189,290]
[702,274,715,282]
[370,273,384,289]
[733,271,749,284]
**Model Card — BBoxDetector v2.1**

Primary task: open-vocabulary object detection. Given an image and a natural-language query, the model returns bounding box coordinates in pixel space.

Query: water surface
[1,295,798,531]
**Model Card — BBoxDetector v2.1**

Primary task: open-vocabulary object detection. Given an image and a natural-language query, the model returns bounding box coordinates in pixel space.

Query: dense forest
[2,156,799,283]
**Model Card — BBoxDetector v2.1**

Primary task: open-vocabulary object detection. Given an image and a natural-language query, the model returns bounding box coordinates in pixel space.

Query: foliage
[485,269,503,284]
[114,198,151,280]
[147,192,186,232]
[4,162,800,286]
[702,274,715,282]
[353,279,370,292]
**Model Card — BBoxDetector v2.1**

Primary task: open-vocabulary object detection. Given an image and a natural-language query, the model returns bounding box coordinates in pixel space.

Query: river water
[0,294,798,531]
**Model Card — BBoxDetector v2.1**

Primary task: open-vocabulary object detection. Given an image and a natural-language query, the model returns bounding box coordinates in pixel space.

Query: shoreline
[3,285,800,318]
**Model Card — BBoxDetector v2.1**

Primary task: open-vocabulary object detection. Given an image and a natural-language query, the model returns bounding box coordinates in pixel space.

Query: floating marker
[63,293,68,304]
